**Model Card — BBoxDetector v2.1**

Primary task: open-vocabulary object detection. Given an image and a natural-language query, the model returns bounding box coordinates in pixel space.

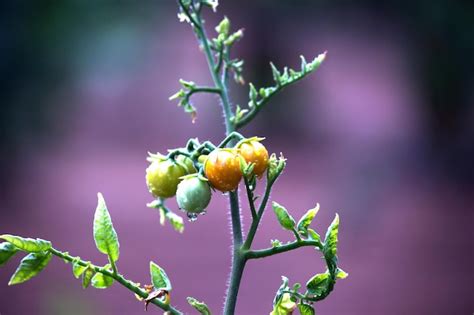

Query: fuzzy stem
[244,239,322,260]
[49,248,182,315]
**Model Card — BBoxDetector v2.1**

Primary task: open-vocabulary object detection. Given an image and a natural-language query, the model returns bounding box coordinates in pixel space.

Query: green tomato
[146,158,187,198]
[176,155,197,174]
[176,176,212,213]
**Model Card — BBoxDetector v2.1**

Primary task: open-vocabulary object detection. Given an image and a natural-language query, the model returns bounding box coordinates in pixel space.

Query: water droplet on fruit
[187,212,198,222]
[200,210,207,216]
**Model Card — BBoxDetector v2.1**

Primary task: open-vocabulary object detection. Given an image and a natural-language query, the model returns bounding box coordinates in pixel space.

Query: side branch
[49,248,182,315]
[244,239,322,260]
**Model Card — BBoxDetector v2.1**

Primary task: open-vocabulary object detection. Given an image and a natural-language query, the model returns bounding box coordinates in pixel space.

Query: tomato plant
[0,1,347,315]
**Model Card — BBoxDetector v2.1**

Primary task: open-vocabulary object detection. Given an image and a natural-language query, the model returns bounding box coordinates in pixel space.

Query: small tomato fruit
[176,175,212,213]
[204,149,242,192]
[237,137,269,178]
[146,155,188,198]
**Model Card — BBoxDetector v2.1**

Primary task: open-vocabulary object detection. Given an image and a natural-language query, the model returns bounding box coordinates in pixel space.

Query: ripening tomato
[237,138,269,178]
[146,157,187,198]
[204,149,242,192]
[176,175,212,213]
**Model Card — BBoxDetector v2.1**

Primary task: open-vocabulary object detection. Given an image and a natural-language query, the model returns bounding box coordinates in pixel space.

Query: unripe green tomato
[176,155,197,174]
[176,176,212,213]
[146,159,187,198]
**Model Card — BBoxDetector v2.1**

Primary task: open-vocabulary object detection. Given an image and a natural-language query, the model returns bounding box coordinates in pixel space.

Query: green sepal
[297,204,320,236]
[150,261,172,291]
[0,235,51,253]
[272,202,296,231]
[93,193,120,263]
[8,251,52,285]
[187,297,212,315]
[0,242,19,266]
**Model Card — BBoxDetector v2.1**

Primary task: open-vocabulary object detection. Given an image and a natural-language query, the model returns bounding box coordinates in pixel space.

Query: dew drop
[200,210,207,216]
[187,212,198,222]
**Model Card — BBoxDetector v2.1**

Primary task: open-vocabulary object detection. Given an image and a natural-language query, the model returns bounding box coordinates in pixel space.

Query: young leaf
[298,303,315,315]
[307,228,321,243]
[8,252,52,285]
[306,272,330,297]
[323,214,339,259]
[187,297,212,315]
[91,271,114,289]
[336,268,349,279]
[150,261,172,291]
[272,202,296,230]
[297,204,320,236]
[0,235,51,253]
[82,266,96,289]
[0,242,19,266]
[72,262,87,279]
[93,193,120,263]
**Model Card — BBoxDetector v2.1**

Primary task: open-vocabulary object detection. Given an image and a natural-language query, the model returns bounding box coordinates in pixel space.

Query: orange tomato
[237,138,269,178]
[204,149,242,192]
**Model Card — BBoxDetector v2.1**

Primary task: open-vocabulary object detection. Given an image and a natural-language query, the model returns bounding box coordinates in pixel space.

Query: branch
[236,53,326,129]
[243,176,257,220]
[244,239,322,260]
[49,248,182,314]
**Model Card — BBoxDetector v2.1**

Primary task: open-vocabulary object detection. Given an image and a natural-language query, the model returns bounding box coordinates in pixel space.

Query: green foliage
[8,251,52,285]
[0,242,19,266]
[298,303,315,315]
[93,193,120,263]
[91,266,114,289]
[0,235,51,252]
[72,261,87,279]
[272,202,296,230]
[187,297,212,315]
[82,265,96,289]
[150,261,172,291]
[323,214,339,260]
[297,204,320,236]
[306,272,330,297]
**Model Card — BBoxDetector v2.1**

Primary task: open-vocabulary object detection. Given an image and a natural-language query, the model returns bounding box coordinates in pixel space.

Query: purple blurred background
[0,1,473,314]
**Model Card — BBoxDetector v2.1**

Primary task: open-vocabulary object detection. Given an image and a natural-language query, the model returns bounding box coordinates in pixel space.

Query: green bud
[215,16,230,37]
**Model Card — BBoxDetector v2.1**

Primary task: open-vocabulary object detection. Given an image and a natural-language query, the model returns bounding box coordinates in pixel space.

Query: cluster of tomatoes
[145,137,269,218]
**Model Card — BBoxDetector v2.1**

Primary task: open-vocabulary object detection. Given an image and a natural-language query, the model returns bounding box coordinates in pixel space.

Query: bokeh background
[0,1,473,314]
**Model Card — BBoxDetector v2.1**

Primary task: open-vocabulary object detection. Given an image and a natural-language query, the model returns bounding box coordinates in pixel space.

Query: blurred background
[0,0,473,314]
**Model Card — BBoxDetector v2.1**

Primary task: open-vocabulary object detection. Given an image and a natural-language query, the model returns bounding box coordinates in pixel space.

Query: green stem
[184,9,245,315]
[49,248,182,315]
[218,131,245,148]
[244,239,322,260]
[244,176,257,220]
[242,178,274,250]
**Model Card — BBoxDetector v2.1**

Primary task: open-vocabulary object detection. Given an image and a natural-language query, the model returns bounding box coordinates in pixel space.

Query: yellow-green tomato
[146,159,187,198]
[176,176,212,213]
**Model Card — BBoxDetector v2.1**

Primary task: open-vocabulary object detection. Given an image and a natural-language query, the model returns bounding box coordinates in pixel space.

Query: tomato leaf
[72,262,87,279]
[0,242,19,266]
[150,261,172,291]
[297,204,320,236]
[336,268,349,279]
[323,214,339,260]
[306,272,329,296]
[0,235,51,253]
[298,303,315,315]
[93,193,120,263]
[272,202,296,231]
[8,251,52,285]
[307,228,321,243]
[82,265,96,289]
[187,297,212,315]
[91,267,114,289]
